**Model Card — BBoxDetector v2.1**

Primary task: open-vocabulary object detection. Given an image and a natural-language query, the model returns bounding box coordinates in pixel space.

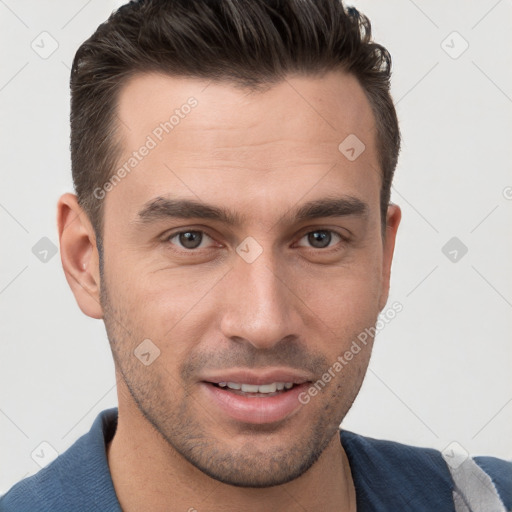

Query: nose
[219,247,303,350]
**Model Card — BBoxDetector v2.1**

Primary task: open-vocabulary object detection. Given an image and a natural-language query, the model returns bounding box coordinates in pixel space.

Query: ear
[57,193,103,319]
[378,203,401,311]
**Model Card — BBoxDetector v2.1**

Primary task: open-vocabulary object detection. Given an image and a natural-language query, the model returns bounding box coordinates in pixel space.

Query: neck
[107,388,356,512]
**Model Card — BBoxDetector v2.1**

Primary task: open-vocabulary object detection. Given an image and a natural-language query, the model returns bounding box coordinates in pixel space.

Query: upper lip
[201,368,313,385]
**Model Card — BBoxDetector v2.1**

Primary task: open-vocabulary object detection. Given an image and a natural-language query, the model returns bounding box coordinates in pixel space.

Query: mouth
[200,372,312,424]
[209,381,299,397]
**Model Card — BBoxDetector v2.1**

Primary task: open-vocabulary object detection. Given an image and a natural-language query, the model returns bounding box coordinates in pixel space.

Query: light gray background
[1,0,511,494]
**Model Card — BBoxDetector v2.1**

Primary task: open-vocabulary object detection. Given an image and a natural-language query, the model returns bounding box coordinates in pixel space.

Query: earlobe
[57,193,103,319]
[378,203,401,311]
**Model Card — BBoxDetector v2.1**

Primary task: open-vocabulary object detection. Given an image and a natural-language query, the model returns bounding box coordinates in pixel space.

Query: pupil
[308,231,330,248]
[180,231,202,249]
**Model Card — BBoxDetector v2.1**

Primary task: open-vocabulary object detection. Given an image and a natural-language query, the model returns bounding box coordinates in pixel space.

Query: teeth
[256,383,277,393]
[218,382,295,393]
[241,383,260,392]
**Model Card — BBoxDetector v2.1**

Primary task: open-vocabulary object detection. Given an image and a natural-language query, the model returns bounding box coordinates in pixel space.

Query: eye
[163,228,348,253]
[166,230,215,250]
[296,229,345,249]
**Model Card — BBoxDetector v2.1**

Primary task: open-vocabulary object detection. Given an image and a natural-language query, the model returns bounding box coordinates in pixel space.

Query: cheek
[109,267,222,352]
[300,256,383,325]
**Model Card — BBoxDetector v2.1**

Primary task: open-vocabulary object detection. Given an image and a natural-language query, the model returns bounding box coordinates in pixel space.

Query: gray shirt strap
[446,455,506,512]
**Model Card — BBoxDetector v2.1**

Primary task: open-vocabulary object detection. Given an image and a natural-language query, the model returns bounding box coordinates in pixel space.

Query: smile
[216,381,295,394]
[202,381,310,424]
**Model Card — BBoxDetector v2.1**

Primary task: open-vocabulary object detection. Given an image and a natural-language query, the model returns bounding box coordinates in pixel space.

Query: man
[1,0,510,510]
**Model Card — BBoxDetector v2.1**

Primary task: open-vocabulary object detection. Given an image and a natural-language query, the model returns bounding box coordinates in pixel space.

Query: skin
[57,70,401,512]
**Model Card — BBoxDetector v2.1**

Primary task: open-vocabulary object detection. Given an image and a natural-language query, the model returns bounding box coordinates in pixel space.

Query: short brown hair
[70,0,400,240]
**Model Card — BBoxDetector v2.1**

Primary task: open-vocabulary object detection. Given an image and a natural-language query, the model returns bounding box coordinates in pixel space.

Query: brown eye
[296,230,343,249]
[308,231,331,248]
[167,230,213,250]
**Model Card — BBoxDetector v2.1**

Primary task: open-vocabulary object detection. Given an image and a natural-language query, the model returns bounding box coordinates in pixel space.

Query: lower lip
[201,382,309,424]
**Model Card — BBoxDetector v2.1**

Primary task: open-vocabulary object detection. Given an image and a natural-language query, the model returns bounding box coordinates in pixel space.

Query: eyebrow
[135,195,368,227]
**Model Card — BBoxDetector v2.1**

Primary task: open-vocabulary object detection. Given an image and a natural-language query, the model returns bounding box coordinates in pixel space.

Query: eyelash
[163,228,350,253]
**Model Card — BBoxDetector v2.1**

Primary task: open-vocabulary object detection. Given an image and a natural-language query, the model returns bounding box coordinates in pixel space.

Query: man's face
[98,71,399,487]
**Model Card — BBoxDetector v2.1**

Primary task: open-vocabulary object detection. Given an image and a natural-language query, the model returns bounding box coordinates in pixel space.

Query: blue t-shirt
[1,407,510,511]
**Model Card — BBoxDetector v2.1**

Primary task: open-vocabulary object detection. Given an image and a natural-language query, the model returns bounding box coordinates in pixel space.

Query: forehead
[116,70,376,151]
[107,71,380,227]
